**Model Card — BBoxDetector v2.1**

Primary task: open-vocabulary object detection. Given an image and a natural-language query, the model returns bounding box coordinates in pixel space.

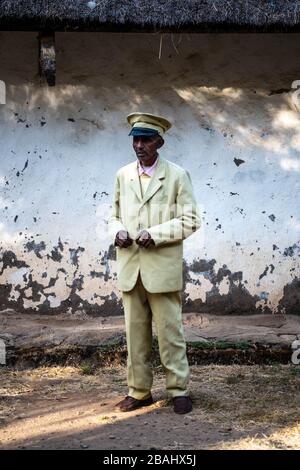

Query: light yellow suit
[108,156,201,399]
[108,156,201,292]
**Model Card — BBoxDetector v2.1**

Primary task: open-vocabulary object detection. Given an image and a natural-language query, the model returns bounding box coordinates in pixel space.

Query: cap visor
[128,127,159,137]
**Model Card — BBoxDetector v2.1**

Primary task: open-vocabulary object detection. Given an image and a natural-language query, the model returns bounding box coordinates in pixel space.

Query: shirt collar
[137,155,159,177]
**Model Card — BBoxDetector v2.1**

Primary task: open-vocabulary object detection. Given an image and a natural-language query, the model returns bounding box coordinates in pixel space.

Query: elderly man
[108,112,201,414]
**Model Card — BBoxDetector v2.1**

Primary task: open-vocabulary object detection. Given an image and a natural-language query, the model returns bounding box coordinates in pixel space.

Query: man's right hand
[114,230,133,248]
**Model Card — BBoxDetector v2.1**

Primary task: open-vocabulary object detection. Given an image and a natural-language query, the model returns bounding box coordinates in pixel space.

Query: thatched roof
[0,0,300,32]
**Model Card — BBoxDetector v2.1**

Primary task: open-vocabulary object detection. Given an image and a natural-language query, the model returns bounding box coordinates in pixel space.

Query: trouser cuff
[128,388,152,400]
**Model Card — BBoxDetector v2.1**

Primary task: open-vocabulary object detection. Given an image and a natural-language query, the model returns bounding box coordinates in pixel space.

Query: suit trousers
[121,272,190,400]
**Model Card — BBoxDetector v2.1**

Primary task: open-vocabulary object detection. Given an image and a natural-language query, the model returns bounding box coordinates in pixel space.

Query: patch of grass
[80,364,94,375]
[97,338,124,353]
[290,366,300,377]
[192,391,222,411]
[225,373,245,384]
[97,337,254,359]
[264,357,282,365]
[104,367,120,375]
[187,340,253,350]
[269,363,281,372]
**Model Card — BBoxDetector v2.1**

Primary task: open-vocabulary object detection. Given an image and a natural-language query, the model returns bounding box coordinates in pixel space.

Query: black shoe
[115,395,154,412]
[173,396,193,414]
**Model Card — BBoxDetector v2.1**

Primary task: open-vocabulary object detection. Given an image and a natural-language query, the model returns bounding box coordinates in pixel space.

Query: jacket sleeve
[147,170,201,247]
[107,172,126,243]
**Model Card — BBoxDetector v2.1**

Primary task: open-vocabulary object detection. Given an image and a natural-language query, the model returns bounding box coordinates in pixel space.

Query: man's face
[133,135,164,166]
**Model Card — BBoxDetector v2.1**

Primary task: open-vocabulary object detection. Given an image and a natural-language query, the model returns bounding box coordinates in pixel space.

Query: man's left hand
[135,230,155,248]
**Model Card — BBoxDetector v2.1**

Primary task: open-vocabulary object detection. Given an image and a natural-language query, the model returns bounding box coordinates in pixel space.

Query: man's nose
[136,139,144,148]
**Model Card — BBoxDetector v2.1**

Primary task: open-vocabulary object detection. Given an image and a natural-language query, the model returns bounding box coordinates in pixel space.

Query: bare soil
[1,363,300,450]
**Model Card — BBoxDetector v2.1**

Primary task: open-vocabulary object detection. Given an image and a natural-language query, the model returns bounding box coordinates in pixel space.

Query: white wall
[0,32,299,315]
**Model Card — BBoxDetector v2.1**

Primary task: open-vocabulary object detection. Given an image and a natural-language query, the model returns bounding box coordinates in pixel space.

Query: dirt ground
[0,363,300,450]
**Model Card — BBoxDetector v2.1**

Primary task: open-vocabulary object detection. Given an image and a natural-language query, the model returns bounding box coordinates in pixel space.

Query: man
[108,112,201,414]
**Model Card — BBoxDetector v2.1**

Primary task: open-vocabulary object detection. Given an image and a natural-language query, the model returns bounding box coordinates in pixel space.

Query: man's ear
[156,136,164,149]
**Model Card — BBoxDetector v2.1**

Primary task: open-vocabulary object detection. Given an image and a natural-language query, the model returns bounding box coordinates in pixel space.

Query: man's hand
[115,230,133,248]
[135,230,155,248]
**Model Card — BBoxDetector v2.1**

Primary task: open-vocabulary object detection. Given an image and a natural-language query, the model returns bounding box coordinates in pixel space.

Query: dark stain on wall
[22,159,29,172]
[259,265,269,280]
[0,250,29,273]
[283,243,300,257]
[0,283,12,310]
[0,245,123,316]
[49,246,63,262]
[0,245,299,316]
[234,158,245,166]
[48,239,64,262]
[0,250,30,312]
[22,275,45,303]
[182,257,270,315]
[99,245,116,282]
[69,247,85,267]
[38,288,123,317]
[25,240,46,259]
[277,278,300,315]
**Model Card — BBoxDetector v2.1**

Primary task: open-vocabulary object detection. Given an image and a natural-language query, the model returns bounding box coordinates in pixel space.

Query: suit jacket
[108,156,201,292]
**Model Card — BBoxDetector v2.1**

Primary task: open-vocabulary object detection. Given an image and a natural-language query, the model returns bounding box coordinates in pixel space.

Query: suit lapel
[129,163,142,201]
[129,157,166,205]
[141,157,165,206]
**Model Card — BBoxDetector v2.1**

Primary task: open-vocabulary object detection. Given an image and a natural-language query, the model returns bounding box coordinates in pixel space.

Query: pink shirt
[137,156,159,177]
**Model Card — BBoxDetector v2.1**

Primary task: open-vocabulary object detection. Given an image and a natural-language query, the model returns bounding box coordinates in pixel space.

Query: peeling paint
[277,278,300,315]
[183,258,270,314]
[0,31,300,316]
[25,241,46,259]
[283,243,300,257]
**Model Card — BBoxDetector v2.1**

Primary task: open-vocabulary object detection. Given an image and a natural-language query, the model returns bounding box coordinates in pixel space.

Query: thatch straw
[0,1,300,31]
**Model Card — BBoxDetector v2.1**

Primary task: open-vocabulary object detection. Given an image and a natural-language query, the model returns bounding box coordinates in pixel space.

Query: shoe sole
[174,407,193,414]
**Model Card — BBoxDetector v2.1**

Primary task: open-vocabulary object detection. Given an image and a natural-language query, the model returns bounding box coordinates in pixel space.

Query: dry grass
[187,364,300,449]
[0,363,299,449]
